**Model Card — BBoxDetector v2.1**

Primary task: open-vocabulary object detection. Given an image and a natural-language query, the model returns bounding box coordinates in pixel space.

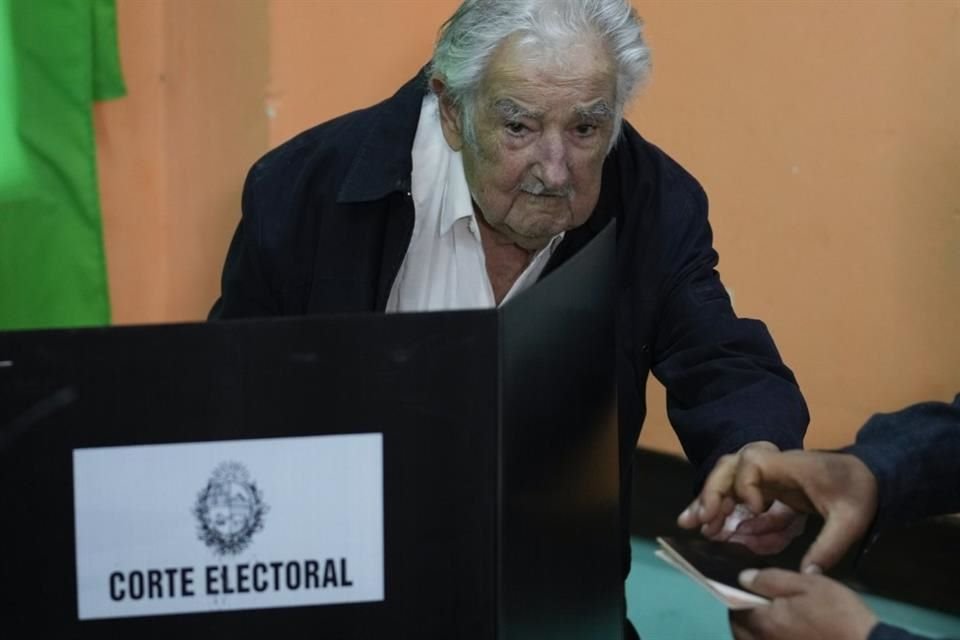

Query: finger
[720,495,737,518]
[737,449,821,515]
[679,491,734,529]
[705,501,752,540]
[730,510,806,554]
[739,568,812,598]
[733,509,792,536]
[732,452,771,515]
[698,454,739,522]
[711,496,739,533]
[701,514,729,539]
[800,508,865,572]
[735,501,804,535]
[677,498,701,529]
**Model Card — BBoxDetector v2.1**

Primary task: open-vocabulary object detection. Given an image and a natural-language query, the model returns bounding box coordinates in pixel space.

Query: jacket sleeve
[843,393,960,533]
[868,622,939,640]
[209,162,281,320]
[648,158,809,488]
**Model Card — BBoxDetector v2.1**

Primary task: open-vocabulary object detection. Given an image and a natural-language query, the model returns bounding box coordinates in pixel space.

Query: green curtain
[0,0,125,330]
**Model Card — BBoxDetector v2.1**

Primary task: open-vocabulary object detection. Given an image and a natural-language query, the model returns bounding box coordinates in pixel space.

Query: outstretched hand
[678,442,806,556]
[730,568,877,640]
[678,443,878,571]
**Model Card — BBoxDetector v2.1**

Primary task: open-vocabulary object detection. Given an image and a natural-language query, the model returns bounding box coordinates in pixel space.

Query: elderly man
[212,1,809,636]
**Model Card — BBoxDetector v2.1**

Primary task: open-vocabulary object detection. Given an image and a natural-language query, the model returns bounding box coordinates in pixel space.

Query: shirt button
[468,219,478,234]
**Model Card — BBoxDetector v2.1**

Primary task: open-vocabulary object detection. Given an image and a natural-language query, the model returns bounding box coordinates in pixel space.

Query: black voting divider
[0,222,619,638]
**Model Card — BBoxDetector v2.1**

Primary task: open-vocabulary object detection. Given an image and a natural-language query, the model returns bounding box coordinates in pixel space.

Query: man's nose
[536,133,570,189]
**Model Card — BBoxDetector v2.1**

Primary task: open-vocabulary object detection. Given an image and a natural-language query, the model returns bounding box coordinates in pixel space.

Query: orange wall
[633,2,960,451]
[268,0,452,147]
[97,0,268,323]
[98,0,960,453]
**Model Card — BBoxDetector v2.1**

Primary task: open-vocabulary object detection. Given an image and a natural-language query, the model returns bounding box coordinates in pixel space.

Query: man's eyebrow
[574,101,614,122]
[492,98,543,121]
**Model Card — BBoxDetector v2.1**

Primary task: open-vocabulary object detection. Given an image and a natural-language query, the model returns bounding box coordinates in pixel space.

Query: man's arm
[649,156,810,490]
[209,160,281,320]
[645,154,809,553]
[843,393,960,533]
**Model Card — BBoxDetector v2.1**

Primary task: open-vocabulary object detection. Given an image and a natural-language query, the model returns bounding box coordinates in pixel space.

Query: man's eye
[574,124,598,137]
[505,122,529,136]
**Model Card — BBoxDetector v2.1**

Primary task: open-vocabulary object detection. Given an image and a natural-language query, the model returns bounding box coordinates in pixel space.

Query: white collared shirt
[385,94,563,313]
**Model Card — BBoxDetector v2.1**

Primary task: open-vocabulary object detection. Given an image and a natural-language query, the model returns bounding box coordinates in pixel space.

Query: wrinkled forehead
[483,32,615,94]
[479,32,617,111]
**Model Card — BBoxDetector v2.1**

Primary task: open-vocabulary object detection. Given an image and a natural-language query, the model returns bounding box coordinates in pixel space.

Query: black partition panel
[0,222,617,638]
[500,221,620,639]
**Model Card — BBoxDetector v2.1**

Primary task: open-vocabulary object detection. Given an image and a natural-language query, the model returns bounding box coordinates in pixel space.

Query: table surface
[627,537,960,640]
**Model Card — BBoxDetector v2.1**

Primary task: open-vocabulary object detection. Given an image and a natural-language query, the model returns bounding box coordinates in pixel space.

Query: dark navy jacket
[849,394,960,640]
[848,393,960,535]
[211,71,809,577]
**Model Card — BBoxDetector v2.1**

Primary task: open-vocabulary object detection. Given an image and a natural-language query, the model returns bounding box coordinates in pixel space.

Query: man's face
[437,35,617,250]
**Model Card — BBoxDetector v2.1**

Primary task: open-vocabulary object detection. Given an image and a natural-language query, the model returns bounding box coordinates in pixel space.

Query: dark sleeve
[843,393,960,532]
[868,622,938,640]
[208,163,281,320]
[649,159,809,488]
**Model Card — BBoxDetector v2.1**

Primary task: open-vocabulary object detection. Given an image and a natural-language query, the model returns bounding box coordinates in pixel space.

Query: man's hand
[678,444,878,571]
[678,442,807,556]
[730,568,878,640]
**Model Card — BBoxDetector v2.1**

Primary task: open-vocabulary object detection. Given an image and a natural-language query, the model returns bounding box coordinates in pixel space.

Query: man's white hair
[429,0,651,151]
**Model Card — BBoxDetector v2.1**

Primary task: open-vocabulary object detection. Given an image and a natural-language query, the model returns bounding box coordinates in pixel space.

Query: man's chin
[507,225,567,251]
[510,235,552,251]
[485,210,583,250]
[510,216,584,247]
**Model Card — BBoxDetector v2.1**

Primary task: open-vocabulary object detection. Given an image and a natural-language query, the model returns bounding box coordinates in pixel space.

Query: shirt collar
[410,93,475,237]
[440,134,475,237]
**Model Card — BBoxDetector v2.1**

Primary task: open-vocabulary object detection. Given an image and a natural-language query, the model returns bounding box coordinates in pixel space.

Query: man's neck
[474,212,533,304]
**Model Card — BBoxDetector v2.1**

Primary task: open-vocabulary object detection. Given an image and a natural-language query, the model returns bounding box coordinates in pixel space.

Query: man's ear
[430,76,464,152]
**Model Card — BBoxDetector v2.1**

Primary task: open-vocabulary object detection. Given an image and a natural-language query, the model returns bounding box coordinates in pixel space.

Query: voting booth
[0,224,620,638]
